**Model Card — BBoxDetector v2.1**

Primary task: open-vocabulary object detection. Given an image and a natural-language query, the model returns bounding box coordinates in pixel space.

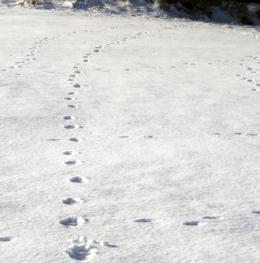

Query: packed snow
[0,1,260,263]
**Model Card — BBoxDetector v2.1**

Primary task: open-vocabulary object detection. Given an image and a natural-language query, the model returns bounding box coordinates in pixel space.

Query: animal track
[118,135,129,138]
[73,84,82,88]
[0,35,63,72]
[63,197,82,205]
[0,236,13,242]
[202,216,220,220]
[63,116,77,120]
[64,124,81,129]
[67,92,79,95]
[144,135,156,139]
[69,137,83,142]
[63,150,80,155]
[134,218,152,223]
[69,176,88,183]
[246,78,256,82]
[65,236,114,261]
[59,216,88,227]
[212,132,259,137]
[183,62,197,65]
[66,243,97,260]
[64,160,82,166]
[64,97,76,100]
[183,221,200,226]
[67,105,79,108]
[252,210,260,214]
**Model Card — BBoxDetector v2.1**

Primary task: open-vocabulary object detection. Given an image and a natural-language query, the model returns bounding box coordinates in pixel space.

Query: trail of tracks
[0,8,260,263]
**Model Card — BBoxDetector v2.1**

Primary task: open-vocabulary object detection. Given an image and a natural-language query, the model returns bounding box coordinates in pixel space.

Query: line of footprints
[0,34,63,73]
[237,55,260,92]
[60,30,159,260]
[212,56,260,137]
[0,26,138,258]
[3,26,260,259]
[212,132,260,137]
[183,210,260,226]
[0,30,86,74]
[60,44,117,261]
[60,30,155,260]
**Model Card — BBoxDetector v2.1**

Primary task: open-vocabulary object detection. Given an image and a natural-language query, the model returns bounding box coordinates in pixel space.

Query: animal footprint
[64,97,76,100]
[252,210,260,214]
[59,216,88,227]
[65,236,114,261]
[64,124,81,129]
[63,116,77,120]
[144,135,155,139]
[0,236,13,242]
[183,221,200,226]
[63,150,80,155]
[69,176,88,183]
[134,218,152,223]
[63,197,82,205]
[245,133,258,137]
[69,138,83,142]
[73,84,82,88]
[66,242,97,260]
[202,216,220,220]
[65,160,82,166]
[118,135,129,138]
[247,79,256,82]
[67,92,79,95]
[67,105,79,108]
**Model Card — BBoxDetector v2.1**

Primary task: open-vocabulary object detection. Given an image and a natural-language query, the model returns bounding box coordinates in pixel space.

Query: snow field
[0,6,260,263]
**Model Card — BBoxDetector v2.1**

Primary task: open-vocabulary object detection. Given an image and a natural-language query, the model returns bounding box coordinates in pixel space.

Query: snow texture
[0,2,260,263]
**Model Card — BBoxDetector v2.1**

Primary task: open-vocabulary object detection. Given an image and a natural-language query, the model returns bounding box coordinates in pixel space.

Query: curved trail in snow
[0,7,260,263]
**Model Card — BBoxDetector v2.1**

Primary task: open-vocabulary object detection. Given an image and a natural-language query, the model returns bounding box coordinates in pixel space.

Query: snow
[0,2,260,263]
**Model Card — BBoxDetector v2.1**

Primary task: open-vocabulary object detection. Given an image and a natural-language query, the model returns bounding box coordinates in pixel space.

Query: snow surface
[1,3,260,263]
